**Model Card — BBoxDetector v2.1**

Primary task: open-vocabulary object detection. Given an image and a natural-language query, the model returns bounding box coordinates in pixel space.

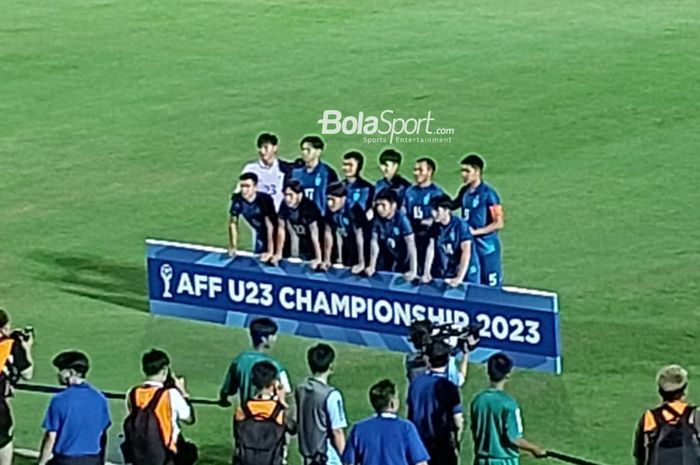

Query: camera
[408,319,484,353]
[10,326,34,342]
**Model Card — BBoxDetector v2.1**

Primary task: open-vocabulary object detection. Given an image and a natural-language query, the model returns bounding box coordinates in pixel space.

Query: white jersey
[242,159,286,210]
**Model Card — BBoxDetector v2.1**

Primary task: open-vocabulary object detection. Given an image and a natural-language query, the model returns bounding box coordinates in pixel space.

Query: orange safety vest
[0,338,13,372]
[130,385,177,452]
[235,397,285,426]
[643,400,692,432]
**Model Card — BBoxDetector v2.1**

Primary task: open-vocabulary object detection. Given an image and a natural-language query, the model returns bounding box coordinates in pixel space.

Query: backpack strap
[144,387,167,411]
[240,401,254,419]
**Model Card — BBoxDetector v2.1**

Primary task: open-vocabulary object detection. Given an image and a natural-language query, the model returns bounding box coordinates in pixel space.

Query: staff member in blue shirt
[293,135,339,213]
[38,351,111,465]
[342,379,429,465]
[407,341,463,465]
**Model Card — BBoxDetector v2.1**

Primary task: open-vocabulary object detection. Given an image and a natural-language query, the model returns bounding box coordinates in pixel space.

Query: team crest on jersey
[393,227,400,235]
[353,191,360,201]
[423,194,431,205]
[472,197,479,208]
[315,175,322,186]
[449,230,455,241]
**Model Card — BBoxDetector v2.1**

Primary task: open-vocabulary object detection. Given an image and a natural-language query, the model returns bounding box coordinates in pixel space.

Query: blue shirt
[342,413,429,465]
[292,162,339,213]
[229,192,277,240]
[42,383,111,457]
[454,181,502,255]
[431,215,478,278]
[375,175,412,209]
[326,202,368,244]
[325,390,348,465]
[371,211,413,259]
[403,183,445,237]
[407,371,462,440]
[344,177,375,211]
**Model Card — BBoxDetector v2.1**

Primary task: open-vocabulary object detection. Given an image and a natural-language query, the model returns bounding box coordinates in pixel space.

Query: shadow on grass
[31,251,149,312]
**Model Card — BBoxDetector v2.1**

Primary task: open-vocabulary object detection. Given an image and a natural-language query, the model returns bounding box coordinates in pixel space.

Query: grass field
[2,0,700,463]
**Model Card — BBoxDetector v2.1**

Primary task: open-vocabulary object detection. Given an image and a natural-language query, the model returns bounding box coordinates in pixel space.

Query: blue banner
[146,239,562,374]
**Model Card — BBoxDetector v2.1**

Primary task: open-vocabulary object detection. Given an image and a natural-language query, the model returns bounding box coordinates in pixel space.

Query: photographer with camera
[0,308,34,465]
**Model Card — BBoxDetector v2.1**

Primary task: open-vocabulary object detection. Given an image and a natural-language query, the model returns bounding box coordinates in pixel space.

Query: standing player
[422,196,480,287]
[323,182,370,274]
[272,180,324,269]
[404,158,445,276]
[241,133,301,210]
[292,135,339,213]
[374,149,411,208]
[228,173,277,261]
[365,190,418,281]
[453,154,504,287]
[341,151,374,211]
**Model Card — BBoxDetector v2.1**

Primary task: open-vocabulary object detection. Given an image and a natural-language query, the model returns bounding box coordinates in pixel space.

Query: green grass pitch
[2,0,700,463]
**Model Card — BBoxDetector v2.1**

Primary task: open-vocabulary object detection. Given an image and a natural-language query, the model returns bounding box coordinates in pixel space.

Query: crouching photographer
[0,308,34,465]
[405,319,481,388]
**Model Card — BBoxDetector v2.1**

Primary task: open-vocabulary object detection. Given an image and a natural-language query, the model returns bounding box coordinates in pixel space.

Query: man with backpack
[122,349,197,465]
[634,364,700,465]
[234,361,296,465]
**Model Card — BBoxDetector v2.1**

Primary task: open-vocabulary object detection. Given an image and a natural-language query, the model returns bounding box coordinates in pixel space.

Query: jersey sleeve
[220,361,239,397]
[326,390,348,430]
[229,195,242,217]
[277,204,290,221]
[278,369,292,394]
[350,204,368,229]
[327,166,339,184]
[505,402,524,442]
[485,188,504,222]
[405,422,431,465]
[260,194,278,220]
[452,185,468,211]
[303,201,323,224]
[458,218,473,243]
[399,214,414,236]
[168,389,192,422]
[42,397,61,432]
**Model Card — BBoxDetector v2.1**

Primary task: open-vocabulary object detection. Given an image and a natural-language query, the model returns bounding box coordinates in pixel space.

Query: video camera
[10,326,34,342]
[408,319,484,354]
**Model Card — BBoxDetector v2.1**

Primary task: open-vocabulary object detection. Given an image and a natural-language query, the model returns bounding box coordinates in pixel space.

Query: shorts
[0,397,13,449]
[478,247,502,287]
[423,437,458,465]
[443,259,481,284]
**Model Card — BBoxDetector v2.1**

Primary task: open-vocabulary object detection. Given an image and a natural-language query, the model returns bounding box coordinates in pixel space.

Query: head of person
[300,135,325,166]
[53,351,90,386]
[408,320,432,352]
[141,348,171,383]
[430,195,453,224]
[657,364,688,402]
[487,352,514,384]
[249,317,279,350]
[379,149,402,180]
[256,133,279,165]
[283,180,304,209]
[414,157,436,185]
[374,189,398,219]
[238,172,259,200]
[461,153,485,185]
[0,309,11,338]
[369,379,399,413]
[251,360,279,394]
[307,343,335,376]
[342,151,364,179]
[426,340,451,370]
[326,182,347,213]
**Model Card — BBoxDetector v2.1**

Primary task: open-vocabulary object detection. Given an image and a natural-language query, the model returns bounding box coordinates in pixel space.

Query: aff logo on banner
[146,239,562,374]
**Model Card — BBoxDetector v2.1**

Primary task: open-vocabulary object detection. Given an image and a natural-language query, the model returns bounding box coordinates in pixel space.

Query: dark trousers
[48,455,102,465]
[423,437,458,465]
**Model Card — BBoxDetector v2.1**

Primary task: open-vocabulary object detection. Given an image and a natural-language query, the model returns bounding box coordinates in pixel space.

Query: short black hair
[307,343,335,374]
[326,182,347,198]
[252,361,278,390]
[239,172,259,184]
[284,179,304,194]
[343,151,365,173]
[257,133,279,148]
[375,189,398,204]
[487,353,513,382]
[426,341,450,369]
[300,135,325,150]
[416,157,437,174]
[53,351,90,377]
[408,320,432,350]
[379,149,402,165]
[369,379,396,412]
[0,309,8,328]
[142,349,170,376]
[660,385,687,402]
[461,153,485,171]
[249,318,279,347]
[429,194,453,210]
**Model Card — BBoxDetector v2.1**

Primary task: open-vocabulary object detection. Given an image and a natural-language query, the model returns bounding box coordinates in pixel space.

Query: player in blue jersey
[422,195,480,287]
[453,154,504,287]
[341,151,375,211]
[272,180,324,269]
[365,189,418,281]
[404,158,445,276]
[292,135,339,213]
[323,182,370,274]
[374,149,411,209]
[228,173,277,261]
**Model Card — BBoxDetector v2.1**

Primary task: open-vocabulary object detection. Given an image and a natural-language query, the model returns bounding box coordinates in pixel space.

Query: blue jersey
[326,202,368,242]
[344,177,375,211]
[404,183,445,237]
[372,211,413,259]
[291,162,339,213]
[454,182,502,256]
[229,192,276,240]
[430,215,478,279]
[374,175,411,208]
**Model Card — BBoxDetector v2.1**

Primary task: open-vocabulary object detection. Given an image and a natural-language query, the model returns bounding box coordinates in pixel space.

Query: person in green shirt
[218,317,292,407]
[470,353,546,465]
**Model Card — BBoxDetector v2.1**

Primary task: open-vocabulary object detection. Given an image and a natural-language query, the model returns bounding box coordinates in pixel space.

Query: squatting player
[272,180,324,269]
[365,189,418,281]
[323,182,370,274]
[453,154,504,287]
[228,173,277,261]
[292,135,339,213]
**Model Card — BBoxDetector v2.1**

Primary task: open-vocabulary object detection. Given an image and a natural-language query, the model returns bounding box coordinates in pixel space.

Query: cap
[52,351,90,376]
[657,364,688,392]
